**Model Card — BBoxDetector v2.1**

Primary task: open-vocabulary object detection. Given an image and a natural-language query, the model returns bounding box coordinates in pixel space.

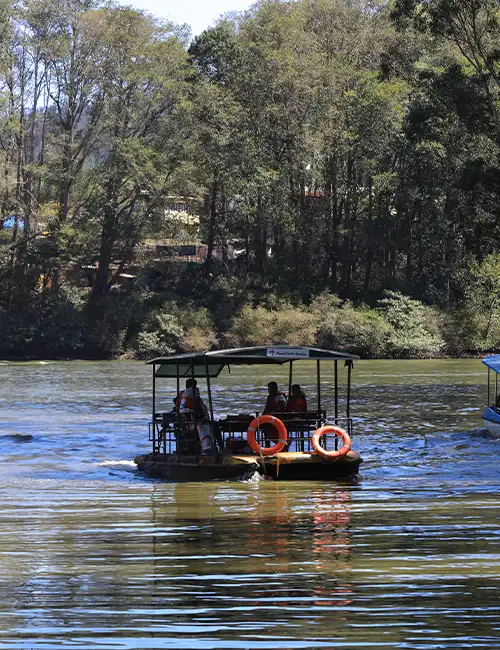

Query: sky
[123,0,253,36]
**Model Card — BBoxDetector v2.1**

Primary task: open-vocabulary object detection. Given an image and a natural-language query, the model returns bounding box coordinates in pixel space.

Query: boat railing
[149,410,355,457]
[149,412,200,457]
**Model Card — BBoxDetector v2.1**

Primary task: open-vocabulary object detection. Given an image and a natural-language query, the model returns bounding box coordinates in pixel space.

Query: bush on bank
[223,291,445,358]
[316,302,393,358]
[0,285,498,359]
[224,305,317,348]
[133,302,218,358]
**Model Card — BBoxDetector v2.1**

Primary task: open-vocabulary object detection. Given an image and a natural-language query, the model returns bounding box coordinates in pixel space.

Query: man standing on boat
[179,379,215,455]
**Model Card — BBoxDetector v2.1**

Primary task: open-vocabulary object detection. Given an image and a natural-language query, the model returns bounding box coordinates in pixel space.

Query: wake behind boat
[481,355,500,437]
[135,345,362,481]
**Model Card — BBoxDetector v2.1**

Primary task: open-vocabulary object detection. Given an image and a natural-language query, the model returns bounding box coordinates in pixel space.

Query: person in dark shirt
[263,381,287,413]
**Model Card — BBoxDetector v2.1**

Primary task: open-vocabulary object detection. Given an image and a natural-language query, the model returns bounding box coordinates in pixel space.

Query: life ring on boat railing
[311,425,351,460]
[247,415,288,456]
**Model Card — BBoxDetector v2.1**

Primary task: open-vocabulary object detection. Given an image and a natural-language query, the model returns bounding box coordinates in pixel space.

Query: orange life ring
[247,415,288,456]
[311,425,351,459]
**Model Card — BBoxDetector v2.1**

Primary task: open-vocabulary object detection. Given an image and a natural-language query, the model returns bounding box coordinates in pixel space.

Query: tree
[87,7,189,310]
[392,0,500,146]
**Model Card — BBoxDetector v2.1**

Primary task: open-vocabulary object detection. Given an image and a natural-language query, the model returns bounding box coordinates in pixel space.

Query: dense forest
[0,0,499,359]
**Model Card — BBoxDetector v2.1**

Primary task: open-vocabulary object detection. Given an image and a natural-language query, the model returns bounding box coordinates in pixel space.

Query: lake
[0,359,499,649]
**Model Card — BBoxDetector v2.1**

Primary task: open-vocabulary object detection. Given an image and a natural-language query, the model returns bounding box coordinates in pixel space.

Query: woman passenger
[287,384,307,412]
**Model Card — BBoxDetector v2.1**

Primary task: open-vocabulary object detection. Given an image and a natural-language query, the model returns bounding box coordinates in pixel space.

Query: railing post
[192,361,199,460]
[205,357,214,422]
[152,364,156,454]
[334,360,338,425]
[316,360,321,412]
[176,361,180,459]
[347,360,352,438]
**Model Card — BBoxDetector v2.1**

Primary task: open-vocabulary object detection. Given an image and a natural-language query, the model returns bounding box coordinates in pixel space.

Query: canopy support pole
[176,361,180,460]
[317,360,321,413]
[288,361,293,399]
[347,360,352,437]
[334,360,338,425]
[152,364,156,422]
[205,357,214,422]
[191,361,199,460]
[152,364,156,455]
[488,368,491,406]
[176,362,180,414]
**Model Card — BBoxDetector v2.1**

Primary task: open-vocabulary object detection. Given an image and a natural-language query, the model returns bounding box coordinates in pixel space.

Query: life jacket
[287,395,307,412]
[178,389,204,419]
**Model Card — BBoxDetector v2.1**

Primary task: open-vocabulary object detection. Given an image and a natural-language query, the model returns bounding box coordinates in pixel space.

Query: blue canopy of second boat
[482,355,500,373]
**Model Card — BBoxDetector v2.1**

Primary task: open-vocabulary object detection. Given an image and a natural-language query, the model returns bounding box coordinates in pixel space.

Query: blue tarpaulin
[3,216,24,229]
[482,355,500,374]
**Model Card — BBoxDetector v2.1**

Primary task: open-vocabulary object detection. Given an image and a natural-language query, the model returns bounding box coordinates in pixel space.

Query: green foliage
[378,291,444,358]
[467,254,500,338]
[309,292,343,316]
[317,302,392,358]
[176,306,218,352]
[85,293,139,358]
[136,311,184,358]
[189,21,241,84]
[0,287,88,358]
[445,254,500,352]
[134,301,217,357]
[440,309,488,355]
[0,0,499,359]
[226,305,317,348]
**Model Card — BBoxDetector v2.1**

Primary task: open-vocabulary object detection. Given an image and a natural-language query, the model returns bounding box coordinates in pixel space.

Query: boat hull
[134,453,259,481]
[260,450,362,480]
[482,407,500,438]
[134,450,362,482]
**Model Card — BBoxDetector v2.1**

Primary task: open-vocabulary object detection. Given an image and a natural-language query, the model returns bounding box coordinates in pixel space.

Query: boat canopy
[147,346,359,378]
[482,355,500,374]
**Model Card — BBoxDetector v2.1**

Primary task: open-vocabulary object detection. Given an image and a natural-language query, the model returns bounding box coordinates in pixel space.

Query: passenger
[179,379,215,455]
[178,379,208,418]
[263,381,287,413]
[287,384,307,412]
[167,397,178,421]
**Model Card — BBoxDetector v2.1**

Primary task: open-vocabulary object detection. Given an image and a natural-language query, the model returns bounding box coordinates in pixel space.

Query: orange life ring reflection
[310,488,353,609]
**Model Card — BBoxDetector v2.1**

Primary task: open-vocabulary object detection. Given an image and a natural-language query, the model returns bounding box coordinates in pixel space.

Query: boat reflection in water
[146,479,355,642]
[310,488,353,609]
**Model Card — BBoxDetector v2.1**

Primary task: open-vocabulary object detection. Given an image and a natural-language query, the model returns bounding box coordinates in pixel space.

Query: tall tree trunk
[89,174,117,312]
[89,208,115,312]
[363,176,374,295]
[327,156,341,293]
[205,177,218,277]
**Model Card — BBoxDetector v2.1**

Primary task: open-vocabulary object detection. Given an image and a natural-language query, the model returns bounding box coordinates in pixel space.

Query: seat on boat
[176,413,201,454]
[217,410,327,453]
[156,412,200,455]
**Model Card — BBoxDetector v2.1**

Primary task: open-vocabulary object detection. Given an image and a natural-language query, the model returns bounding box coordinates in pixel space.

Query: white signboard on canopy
[266,347,309,359]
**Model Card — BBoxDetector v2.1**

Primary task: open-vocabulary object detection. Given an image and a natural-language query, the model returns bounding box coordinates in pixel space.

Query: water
[0,359,499,649]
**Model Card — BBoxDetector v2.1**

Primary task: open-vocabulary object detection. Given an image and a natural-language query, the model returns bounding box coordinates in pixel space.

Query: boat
[481,355,500,437]
[134,345,363,481]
